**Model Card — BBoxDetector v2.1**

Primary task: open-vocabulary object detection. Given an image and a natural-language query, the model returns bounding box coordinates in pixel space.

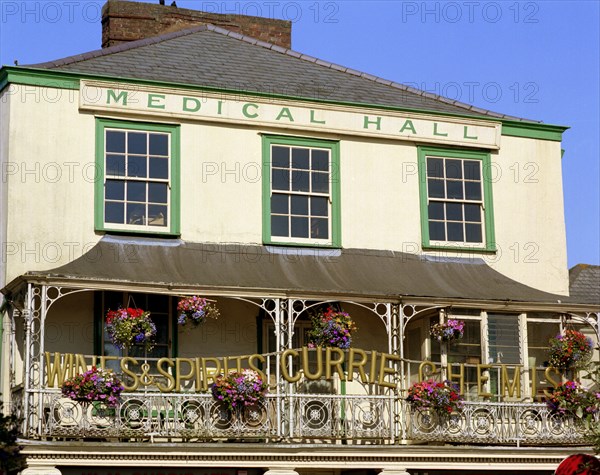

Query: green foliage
[0,403,26,474]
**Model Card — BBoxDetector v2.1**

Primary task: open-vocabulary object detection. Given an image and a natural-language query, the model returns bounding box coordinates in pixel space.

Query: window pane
[127,203,146,225]
[465,181,482,200]
[312,172,329,193]
[488,313,520,364]
[291,170,310,192]
[445,159,462,179]
[148,205,167,226]
[446,180,463,199]
[106,154,125,176]
[429,221,445,241]
[105,180,124,200]
[272,146,289,168]
[149,157,168,179]
[271,194,288,214]
[128,156,147,178]
[272,169,290,191]
[428,179,445,198]
[106,131,125,153]
[427,158,443,178]
[291,217,309,237]
[428,202,444,220]
[464,204,481,222]
[311,197,328,217]
[447,222,464,241]
[291,195,309,215]
[311,218,328,239]
[312,150,329,171]
[128,132,147,154]
[292,148,309,169]
[271,216,288,236]
[148,182,168,203]
[446,202,463,221]
[465,223,482,243]
[105,202,124,223]
[464,160,481,180]
[127,181,146,202]
[149,134,168,156]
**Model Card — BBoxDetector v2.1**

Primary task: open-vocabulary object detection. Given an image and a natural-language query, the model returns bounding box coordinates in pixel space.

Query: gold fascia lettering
[543,367,561,398]
[500,365,522,398]
[347,348,368,383]
[399,119,417,134]
[147,93,166,109]
[175,358,195,389]
[275,107,294,122]
[182,97,202,112]
[448,363,465,395]
[242,103,259,118]
[463,125,478,140]
[369,350,379,383]
[418,361,437,381]
[378,353,400,389]
[301,347,323,380]
[107,89,128,106]
[223,356,243,374]
[310,109,326,124]
[201,357,222,391]
[281,349,301,382]
[248,354,267,383]
[363,115,382,131]
[433,122,448,137]
[120,357,140,391]
[45,352,72,387]
[156,358,175,392]
[477,364,492,397]
[325,347,346,381]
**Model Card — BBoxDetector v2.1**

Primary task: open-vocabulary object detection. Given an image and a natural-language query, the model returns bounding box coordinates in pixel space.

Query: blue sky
[1,0,598,267]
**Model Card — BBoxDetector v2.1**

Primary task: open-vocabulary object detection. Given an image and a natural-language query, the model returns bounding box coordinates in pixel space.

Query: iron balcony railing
[19,389,593,446]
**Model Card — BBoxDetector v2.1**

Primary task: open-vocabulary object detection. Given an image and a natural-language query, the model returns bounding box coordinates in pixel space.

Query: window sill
[96,227,181,238]
[422,244,497,254]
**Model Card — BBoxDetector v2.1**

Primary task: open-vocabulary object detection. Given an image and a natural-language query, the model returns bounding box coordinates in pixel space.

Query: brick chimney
[101,0,292,49]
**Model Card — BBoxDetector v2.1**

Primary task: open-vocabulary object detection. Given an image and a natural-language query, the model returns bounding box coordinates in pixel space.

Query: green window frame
[262,135,341,247]
[95,118,180,235]
[418,146,495,251]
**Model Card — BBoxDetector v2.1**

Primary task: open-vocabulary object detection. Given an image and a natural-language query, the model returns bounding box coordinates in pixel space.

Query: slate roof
[569,264,600,305]
[7,236,568,304]
[27,24,535,122]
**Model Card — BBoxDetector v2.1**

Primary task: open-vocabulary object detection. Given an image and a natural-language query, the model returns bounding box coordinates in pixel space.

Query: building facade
[1,2,599,474]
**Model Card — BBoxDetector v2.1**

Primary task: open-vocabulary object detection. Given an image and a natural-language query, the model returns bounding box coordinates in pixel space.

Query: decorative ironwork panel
[290,394,392,441]
[41,391,276,441]
[406,401,593,445]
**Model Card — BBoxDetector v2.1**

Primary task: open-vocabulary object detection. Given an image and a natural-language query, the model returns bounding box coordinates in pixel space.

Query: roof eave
[0,66,570,137]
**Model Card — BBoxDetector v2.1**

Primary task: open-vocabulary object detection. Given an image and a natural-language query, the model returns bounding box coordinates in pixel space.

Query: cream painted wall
[0,87,10,289]
[3,84,569,294]
[5,85,100,284]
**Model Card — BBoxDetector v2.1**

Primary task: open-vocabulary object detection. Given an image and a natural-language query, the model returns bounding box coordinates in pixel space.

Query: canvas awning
[3,236,580,309]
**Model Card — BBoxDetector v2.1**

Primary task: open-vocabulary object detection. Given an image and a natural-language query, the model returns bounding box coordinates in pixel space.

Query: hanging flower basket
[546,380,600,417]
[105,307,156,351]
[430,319,465,343]
[547,329,593,370]
[406,379,464,416]
[177,296,220,327]
[61,366,124,408]
[211,369,268,411]
[307,307,357,349]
